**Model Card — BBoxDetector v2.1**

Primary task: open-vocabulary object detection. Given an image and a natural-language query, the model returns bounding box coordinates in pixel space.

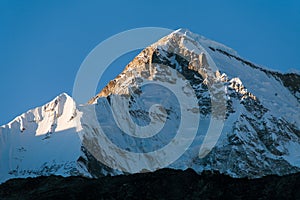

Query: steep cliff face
[1,29,299,183]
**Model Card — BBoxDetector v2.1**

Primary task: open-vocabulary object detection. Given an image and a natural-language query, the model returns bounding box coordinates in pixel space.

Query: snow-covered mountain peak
[1,29,300,183]
[155,28,238,57]
[86,29,300,178]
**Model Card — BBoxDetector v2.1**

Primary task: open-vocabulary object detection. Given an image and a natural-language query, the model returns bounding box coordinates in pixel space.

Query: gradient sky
[0,0,299,125]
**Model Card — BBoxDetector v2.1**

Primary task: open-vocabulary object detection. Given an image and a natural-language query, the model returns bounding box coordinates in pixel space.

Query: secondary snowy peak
[2,93,77,137]
[0,93,88,183]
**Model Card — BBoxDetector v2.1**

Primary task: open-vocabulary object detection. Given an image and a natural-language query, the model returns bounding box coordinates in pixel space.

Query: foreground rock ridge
[1,168,300,200]
[0,29,299,183]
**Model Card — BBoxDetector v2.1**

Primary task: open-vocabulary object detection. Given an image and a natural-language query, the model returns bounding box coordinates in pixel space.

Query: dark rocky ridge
[1,168,300,200]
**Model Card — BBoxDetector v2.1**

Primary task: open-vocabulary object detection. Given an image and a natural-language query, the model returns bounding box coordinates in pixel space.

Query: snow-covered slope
[1,29,300,183]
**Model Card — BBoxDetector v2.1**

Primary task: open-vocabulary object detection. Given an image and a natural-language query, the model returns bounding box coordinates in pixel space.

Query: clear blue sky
[0,0,299,125]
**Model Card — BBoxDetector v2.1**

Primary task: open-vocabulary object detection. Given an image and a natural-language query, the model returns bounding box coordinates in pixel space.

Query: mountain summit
[1,29,299,183]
